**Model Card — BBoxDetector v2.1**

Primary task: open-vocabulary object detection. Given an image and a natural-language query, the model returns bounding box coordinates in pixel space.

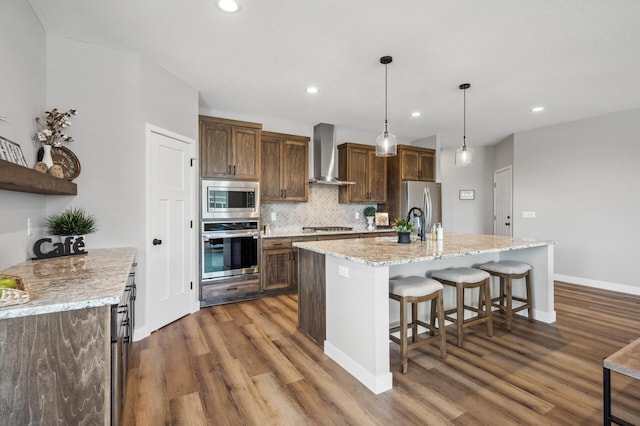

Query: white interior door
[147,125,196,332]
[494,166,513,236]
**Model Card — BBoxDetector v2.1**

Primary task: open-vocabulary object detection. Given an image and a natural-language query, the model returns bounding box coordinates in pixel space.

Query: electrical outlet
[355,212,360,219]
[522,211,536,219]
[271,212,277,221]
[338,266,349,278]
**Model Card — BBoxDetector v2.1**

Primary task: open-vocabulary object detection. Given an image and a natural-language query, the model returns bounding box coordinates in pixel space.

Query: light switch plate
[522,211,536,218]
[355,212,360,219]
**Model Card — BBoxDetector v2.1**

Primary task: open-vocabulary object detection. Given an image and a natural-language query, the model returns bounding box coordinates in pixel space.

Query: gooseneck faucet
[406,207,426,241]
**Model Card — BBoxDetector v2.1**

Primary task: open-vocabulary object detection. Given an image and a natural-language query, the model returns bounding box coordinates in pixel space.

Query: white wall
[440,145,495,234]
[0,1,48,269]
[514,108,640,292]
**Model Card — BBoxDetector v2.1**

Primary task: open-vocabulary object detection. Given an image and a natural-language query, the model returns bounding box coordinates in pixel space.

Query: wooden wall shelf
[0,159,77,195]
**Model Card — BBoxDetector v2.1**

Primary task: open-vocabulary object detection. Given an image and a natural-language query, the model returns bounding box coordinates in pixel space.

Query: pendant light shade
[376,56,397,157]
[455,83,473,166]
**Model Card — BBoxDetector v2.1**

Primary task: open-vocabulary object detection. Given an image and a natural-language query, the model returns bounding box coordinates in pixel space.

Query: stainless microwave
[201,180,260,220]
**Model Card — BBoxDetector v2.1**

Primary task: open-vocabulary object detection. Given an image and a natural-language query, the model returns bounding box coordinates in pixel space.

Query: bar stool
[389,276,447,374]
[430,267,493,348]
[478,260,533,331]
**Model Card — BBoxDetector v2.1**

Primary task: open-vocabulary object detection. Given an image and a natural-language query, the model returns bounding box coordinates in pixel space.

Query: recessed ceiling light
[305,86,319,94]
[410,111,421,117]
[218,0,240,13]
[530,106,544,112]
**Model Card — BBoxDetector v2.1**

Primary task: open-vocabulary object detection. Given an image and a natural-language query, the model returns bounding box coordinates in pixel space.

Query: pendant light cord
[384,63,388,133]
[463,86,466,148]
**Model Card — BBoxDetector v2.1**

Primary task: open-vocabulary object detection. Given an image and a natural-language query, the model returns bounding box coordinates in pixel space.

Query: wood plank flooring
[122,282,640,425]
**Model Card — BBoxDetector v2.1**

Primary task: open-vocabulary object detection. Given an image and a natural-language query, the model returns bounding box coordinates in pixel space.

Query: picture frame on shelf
[375,212,390,227]
[0,136,28,167]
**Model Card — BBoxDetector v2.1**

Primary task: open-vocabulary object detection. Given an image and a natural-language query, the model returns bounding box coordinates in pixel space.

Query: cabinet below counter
[0,248,136,425]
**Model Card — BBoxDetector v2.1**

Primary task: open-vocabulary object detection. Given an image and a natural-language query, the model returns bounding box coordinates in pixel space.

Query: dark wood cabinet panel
[297,250,326,346]
[338,142,387,204]
[261,248,292,291]
[396,145,435,182]
[199,115,262,180]
[261,131,309,202]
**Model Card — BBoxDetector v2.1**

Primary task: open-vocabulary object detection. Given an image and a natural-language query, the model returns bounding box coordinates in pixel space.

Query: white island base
[295,233,555,394]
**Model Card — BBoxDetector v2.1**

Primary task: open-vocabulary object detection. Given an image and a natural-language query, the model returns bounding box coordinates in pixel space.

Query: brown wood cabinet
[261,131,310,202]
[337,142,387,203]
[261,236,318,293]
[393,145,435,182]
[385,145,436,221]
[199,115,262,180]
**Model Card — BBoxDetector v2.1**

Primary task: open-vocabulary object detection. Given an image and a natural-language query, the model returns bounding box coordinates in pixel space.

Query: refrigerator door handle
[424,186,432,230]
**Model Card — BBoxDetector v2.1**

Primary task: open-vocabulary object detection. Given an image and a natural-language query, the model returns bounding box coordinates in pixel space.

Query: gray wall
[514,108,640,293]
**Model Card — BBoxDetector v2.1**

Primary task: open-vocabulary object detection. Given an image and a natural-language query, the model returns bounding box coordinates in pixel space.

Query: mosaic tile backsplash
[260,185,376,233]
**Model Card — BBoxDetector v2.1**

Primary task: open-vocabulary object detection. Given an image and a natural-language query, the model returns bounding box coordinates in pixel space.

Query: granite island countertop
[293,232,554,267]
[0,247,136,319]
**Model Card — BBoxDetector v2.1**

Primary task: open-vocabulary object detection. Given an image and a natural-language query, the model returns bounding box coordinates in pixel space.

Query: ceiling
[29,0,640,148]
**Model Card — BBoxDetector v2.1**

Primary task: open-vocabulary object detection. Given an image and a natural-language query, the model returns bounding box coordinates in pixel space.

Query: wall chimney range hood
[309,123,355,185]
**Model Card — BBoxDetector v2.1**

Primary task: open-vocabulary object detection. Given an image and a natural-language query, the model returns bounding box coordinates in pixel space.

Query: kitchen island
[0,247,136,425]
[294,233,554,394]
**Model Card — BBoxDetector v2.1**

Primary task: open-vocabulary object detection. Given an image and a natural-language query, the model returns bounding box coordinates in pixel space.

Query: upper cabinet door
[199,115,262,180]
[399,148,420,181]
[398,146,435,182]
[368,150,387,203]
[232,127,261,179]
[338,143,387,204]
[281,139,309,201]
[200,120,232,178]
[260,131,310,202]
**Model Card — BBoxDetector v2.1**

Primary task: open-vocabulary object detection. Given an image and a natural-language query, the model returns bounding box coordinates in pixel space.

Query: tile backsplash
[260,185,375,233]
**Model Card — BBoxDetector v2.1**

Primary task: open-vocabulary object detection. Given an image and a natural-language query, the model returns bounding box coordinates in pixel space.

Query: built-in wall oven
[201,220,259,281]
[202,180,259,220]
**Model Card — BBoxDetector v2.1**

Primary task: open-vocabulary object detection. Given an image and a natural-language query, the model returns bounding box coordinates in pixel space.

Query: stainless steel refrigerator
[401,181,442,235]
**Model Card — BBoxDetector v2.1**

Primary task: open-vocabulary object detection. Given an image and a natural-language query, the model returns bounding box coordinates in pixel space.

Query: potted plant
[393,218,413,244]
[47,207,97,236]
[364,206,377,231]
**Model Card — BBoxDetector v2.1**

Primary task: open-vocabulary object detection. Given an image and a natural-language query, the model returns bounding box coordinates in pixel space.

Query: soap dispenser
[436,223,443,240]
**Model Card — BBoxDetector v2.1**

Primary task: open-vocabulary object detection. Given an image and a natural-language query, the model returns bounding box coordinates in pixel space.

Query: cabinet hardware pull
[233,165,236,175]
[280,189,283,198]
[226,287,238,291]
[228,165,231,175]
[284,189,287,198]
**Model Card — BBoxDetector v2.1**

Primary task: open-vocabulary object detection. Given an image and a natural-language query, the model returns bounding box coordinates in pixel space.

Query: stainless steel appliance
[201,220,259,280]
[202,180,259,220]
[402,181,442,235]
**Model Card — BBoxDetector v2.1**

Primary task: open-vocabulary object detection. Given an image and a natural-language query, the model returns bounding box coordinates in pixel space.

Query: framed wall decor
[375,212,390,227]
[0,136,28,167]
[459,189,475,200]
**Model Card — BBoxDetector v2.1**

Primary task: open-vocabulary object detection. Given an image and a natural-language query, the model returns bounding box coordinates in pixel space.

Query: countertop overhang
[0,247,136,319]
[293,233,555,267]
[261,227,395,239]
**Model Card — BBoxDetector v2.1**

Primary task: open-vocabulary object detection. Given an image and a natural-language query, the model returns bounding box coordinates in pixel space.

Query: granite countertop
[0,247,136,319]
[293,232,554,267]
[261,227,396,239]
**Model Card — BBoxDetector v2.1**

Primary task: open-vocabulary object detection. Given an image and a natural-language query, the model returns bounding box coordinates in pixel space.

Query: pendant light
[375,56,397,157]
[455,83,473,166]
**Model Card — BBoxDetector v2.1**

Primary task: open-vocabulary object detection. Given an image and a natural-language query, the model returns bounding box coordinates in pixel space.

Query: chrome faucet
[406,207,426,241]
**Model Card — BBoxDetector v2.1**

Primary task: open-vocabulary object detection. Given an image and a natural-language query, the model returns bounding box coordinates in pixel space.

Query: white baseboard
[554,274,640,296]
[324,341,392,394]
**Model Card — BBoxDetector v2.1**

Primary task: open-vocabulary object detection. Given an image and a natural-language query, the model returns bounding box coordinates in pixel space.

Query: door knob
[505,223,510,226]
[153,238,162,245]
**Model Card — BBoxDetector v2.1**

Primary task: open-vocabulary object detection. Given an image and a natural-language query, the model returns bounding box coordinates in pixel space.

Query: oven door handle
[203,231,259,240]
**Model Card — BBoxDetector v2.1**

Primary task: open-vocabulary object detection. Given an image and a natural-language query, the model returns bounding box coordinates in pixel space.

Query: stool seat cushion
[479,260,532,275]
[389,276,443,297]
[430,267,490,283]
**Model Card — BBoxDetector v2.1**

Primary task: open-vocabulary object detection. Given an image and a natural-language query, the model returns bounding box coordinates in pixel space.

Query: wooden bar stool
[389,276,447,374]
[478,260,533,331]
[430,267,493,348]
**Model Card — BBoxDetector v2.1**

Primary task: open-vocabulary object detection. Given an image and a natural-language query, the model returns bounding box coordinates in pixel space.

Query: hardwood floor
[122,282,640,425]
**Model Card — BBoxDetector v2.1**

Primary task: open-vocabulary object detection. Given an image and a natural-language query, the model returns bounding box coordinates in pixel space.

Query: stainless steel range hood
[309,123,355,185]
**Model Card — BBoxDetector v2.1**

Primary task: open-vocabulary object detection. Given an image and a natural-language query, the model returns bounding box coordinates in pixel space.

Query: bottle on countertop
[436,223,443,240]
[430,224,437,241]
